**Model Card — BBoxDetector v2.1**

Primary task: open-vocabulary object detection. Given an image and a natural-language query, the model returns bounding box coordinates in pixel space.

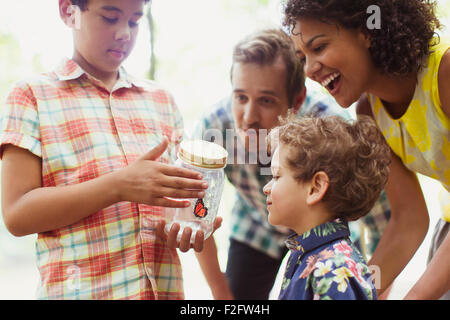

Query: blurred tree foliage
[0,33,44,104]
[147,2,156,80]
[0,32,43,261]
[440,0,450,12]
[0,33,21,102]
[146,0,277,82]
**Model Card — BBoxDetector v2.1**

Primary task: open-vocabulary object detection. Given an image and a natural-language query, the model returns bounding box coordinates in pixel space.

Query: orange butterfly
[194,198,208,218]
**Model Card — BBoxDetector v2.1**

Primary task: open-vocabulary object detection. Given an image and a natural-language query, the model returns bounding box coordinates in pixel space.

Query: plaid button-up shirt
[193,86,391,259]
[0,58,185,299]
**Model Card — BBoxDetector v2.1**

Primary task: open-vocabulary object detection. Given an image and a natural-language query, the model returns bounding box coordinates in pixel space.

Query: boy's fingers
[151,198,191,208]
[166,222,180,249]
[192,230,205,252]
[163,176,208,191]
[155,186,206,200]
[156,220,168,241]
[212,216,223,234]
[157,217,216,253]
[157,213,221,255]
[178,227,193,252]
[160,164,203,180]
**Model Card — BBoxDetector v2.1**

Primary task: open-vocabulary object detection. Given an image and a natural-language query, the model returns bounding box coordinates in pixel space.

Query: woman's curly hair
[269,115,391,221]
[282,0,441,76]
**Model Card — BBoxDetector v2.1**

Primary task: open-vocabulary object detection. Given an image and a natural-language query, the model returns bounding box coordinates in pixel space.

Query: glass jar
[164,140,228,243]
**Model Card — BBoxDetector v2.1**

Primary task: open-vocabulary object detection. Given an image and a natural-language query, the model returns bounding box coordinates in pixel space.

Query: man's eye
[261,97,274,105]
[236,95,247,103]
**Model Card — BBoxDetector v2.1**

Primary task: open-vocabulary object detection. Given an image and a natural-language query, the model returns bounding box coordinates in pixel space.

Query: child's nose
[263,181,271,195]
[115,24,131,41]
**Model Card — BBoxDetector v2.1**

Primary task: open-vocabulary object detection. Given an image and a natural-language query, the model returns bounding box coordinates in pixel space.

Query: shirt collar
[54,58,84,81]
[285,219,350,258]
[54,57,146,90]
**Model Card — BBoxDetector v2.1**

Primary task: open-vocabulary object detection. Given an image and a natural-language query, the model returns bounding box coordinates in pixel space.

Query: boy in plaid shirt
[0,0,213,299]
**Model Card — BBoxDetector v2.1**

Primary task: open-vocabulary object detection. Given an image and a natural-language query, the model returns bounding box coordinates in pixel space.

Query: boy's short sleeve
[0,81,42,159]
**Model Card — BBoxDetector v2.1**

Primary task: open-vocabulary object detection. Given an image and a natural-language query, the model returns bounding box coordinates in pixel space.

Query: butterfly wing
[194,199,208,218]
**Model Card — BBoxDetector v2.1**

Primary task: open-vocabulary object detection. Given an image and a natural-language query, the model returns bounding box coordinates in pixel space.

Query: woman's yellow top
[368,41,450,222]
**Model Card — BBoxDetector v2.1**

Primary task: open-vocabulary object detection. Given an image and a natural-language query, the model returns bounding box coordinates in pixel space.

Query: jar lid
[178,140,228,169]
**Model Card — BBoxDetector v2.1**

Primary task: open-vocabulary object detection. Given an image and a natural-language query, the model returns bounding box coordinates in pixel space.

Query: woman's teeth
[321,72,340,88]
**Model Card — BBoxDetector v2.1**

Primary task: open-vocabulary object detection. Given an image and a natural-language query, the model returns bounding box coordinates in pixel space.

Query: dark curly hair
[282,0,441,76]
[270,115,391,221]
[71,0,150,11]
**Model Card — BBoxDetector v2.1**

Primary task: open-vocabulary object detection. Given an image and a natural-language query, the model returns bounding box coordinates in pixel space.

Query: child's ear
[306,171,329,205]
[59,0,81,30]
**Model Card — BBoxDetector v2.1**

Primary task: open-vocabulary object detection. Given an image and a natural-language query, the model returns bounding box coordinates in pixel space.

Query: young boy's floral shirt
[279,219,377,300]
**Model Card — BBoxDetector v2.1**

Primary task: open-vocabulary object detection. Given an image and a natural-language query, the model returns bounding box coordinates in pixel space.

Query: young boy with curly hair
[263,115,391,300]
[0,0,212,299]
[283,0,450,299]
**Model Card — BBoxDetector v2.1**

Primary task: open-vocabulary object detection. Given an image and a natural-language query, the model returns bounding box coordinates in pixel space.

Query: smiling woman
[283,0,440,76]
[289,18,372,108]
[283,0,450,299]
